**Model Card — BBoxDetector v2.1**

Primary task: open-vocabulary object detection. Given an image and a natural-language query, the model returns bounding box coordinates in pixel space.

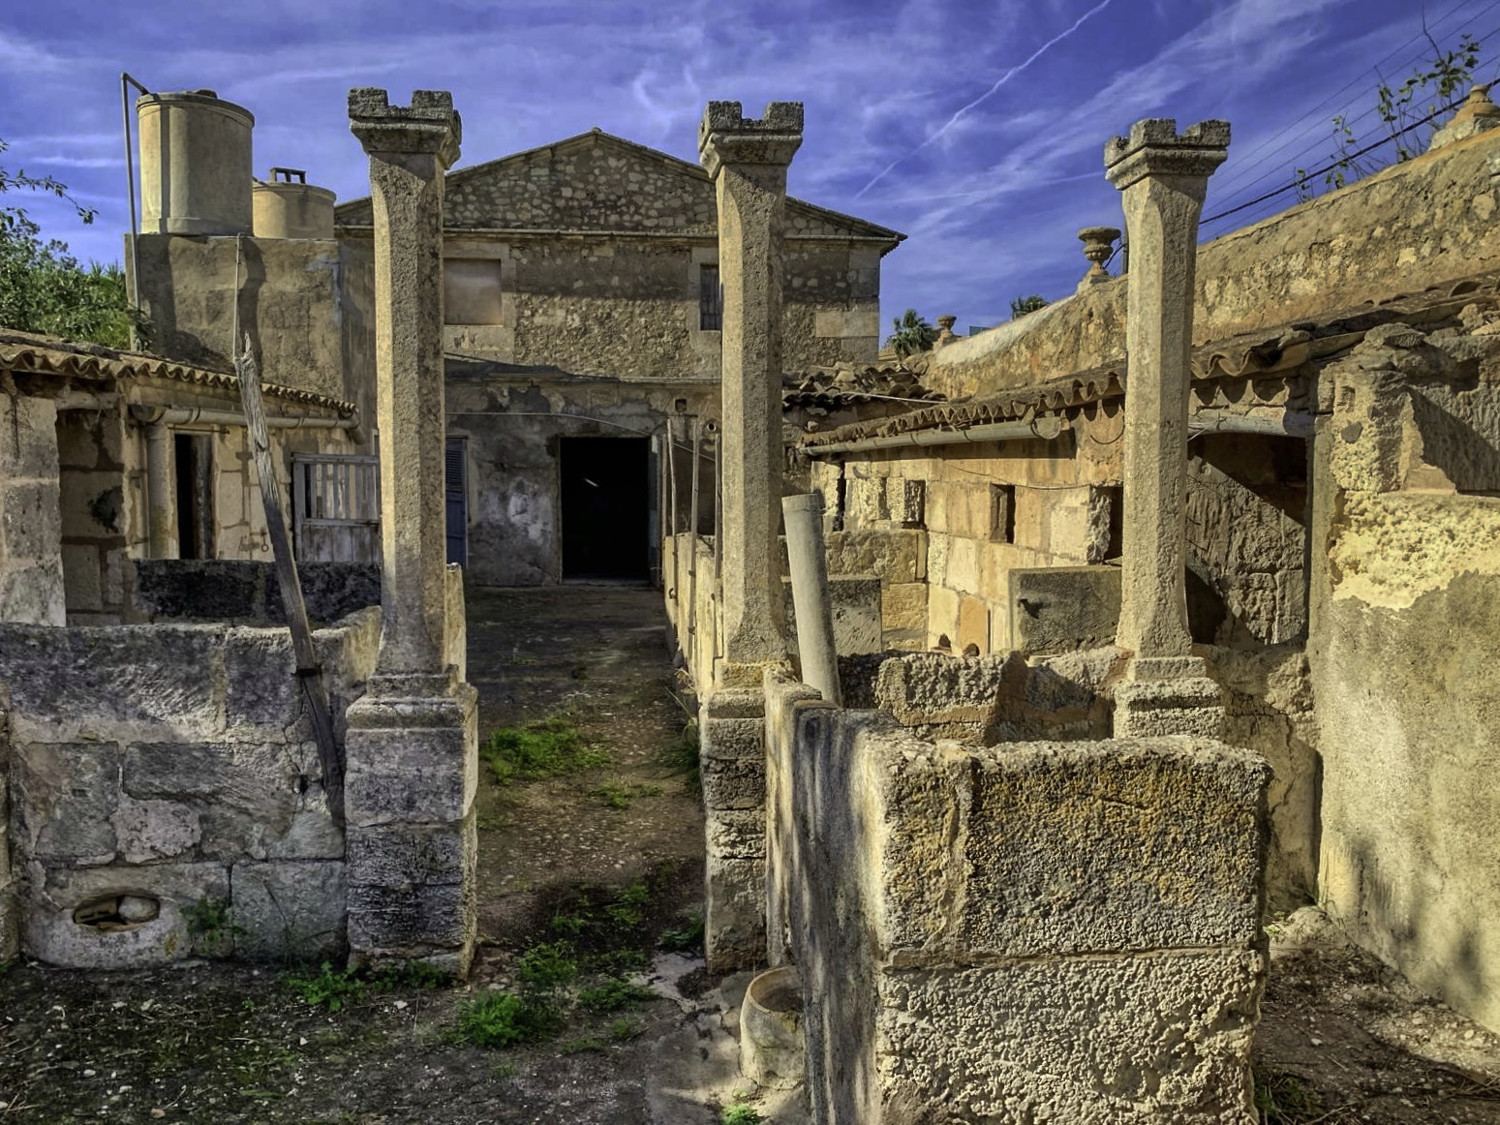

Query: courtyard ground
[0,586,1498,1123]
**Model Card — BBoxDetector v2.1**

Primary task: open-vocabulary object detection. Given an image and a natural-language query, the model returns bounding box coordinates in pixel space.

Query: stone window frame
[989,483,1017,544]
[442,239,516,360]
[689,247,721,338]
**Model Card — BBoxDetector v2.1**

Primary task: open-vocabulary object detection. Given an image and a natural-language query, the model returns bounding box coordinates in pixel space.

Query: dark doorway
[561,437,649,581]
[174,432,213,560]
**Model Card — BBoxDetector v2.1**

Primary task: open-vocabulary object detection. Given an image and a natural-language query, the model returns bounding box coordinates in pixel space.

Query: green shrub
[577,977,655,1014]
[283,963,365,1012]
[456,991,558,1048]
[514,942,578,993]
[722,1104,761,1125]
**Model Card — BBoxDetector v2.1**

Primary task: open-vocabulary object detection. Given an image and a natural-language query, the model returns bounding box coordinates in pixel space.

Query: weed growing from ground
[577,977,655,1014]
[589,781,663,810]
[182,896,244,952]
[1252,1063,1324,1123]
[514,942,578,994]
[608,1017,640,1042]
[656,719,700,785]
[456,991,559,1048]
[481,715,609,785]
[721,1103,762,1124]
[657,913,705,953]
[283,963,365,1013]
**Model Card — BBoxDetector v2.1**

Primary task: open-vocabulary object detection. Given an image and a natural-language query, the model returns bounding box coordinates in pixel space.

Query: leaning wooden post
[237,340,343,821]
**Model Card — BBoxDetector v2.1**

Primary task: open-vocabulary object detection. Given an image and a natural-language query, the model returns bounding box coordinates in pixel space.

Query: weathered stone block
[1114,677,1225,738]
[3,480,63,558]
[0,558,66,627]
[347,818,475,888]
[958,738,1268,957]
[873,950,1263,1123]
[701,754,766,810]
[702,688,766,720]
[11,741,121,862]
[61,544,103,613]
[1010,565,1122,654]
[0,624,224,737]
[134,560,260,620]
[231,860,347,961]
[344,721,478,827]
[346,880,474,951]
[705,853,766,973]
[225,628,301,727]
[881,581,928,634]
[24,860,230,969]
[706,808,765,860]
[875,651,1028,726]
[701,716,764,761]
[110,794,202,863]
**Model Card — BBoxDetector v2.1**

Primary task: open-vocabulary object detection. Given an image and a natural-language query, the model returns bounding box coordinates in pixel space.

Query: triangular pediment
[335,129,902,247]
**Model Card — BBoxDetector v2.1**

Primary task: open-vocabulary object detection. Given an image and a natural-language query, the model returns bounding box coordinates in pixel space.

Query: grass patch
[1252,1063,1325,1123]
[658,912,705,953]
[283,962,365,1013]
[656,719,700,783]
[721,1104,762,1125]
[481,715,609,785]
[577,977,656,1014]
[456,991,561,1048]
[589,781,663,810]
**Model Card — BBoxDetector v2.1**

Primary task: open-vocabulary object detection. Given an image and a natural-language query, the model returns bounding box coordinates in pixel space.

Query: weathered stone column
[698,100,801,683]
[343,89,478,973]
[1105,119,1230,736]
[696,101,802,973]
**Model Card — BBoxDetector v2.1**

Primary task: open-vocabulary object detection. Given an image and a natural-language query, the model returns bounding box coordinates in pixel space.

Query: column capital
[698,101,804,178]
[1105,118,1229,191]
[349,88,462,167]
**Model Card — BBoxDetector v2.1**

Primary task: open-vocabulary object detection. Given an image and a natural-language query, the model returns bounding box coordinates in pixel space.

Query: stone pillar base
[701,687,769,972]
[1114,657,1225,738]
[344,673,479,975]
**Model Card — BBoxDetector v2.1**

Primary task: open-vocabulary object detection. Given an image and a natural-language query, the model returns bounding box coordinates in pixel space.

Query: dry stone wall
[0,609,379,967]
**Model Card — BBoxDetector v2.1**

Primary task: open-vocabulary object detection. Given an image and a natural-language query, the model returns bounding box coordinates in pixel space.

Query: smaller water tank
[253,167,337,239]
[137,89,254,236]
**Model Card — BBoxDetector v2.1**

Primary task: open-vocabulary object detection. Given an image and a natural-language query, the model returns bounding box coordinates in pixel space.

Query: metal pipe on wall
[782,492,841,707]
[801,415,1068,458]
[128,404,357,430]
[143,417,173,558]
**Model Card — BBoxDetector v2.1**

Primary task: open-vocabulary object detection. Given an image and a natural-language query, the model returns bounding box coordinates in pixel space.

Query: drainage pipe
[128,404,357,430]
[782,493,841,707]
[1189,409,1316,438]
[801,415,1068,458]
[142,414,173,558]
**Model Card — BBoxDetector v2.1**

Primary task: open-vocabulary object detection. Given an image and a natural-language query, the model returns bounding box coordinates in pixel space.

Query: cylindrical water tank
[137,89,254,236]
[252,169,336,238]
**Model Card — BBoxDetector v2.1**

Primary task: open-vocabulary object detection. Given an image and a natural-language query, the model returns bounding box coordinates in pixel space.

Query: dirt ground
[2,586,1500,1123]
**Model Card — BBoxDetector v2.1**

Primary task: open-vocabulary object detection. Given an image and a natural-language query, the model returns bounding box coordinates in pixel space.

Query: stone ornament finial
[348,87,462,165]
[1104,119,1230,190]
[698,101,805,176]
[1429,83,1500,151]
[933,314,958,349]
[1077,226,1121,289]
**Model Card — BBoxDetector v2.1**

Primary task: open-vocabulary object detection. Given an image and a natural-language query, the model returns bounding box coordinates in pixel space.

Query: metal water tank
[252,168,336,238]
[137,89,254,236]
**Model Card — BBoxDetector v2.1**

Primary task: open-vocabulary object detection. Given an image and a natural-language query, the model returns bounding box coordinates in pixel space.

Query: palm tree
[885,308,937,358]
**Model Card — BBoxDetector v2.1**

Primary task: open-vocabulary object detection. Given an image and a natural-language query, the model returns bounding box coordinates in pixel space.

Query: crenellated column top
[1105,118,1230,191]
[698,100,804,177]
[349,87,462,165]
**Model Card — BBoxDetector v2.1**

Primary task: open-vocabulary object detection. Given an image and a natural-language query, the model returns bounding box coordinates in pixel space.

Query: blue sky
[3,0,1496,334]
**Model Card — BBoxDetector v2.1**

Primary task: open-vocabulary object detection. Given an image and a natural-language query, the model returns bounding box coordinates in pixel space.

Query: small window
[989,484,1016,543]
[444,258,503,326]
[699,264,721,331]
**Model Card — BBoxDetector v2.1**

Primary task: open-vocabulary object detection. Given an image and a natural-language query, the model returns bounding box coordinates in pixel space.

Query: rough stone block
[701,716,764,761]
[706,808,765,860]
[1010,566,1122,654]
[702,688,766,720]
[11,740,122,862]
[111,794,202,863]
[134,560,260,620]
[225,628,301,727]
[24,860,230,969]
[873,950,1263,1123]
[958,738,1268,957]
[3,480,61,559]
[346,880,474,952]
[347,818,475,888]
[1114,677,1226,738]
[61,544,103,613]
[0,624,224,738]
[0,396,59,476]
[705,854,766,973]
[702,754,766,810]
[344,689,478,828]
[0,558,66,627]
[926,583,960,648]
[881,581,928,634]
[266,561,381,626]
[875,651,1028,726]
[231,860,347,961]
[957,595,988,654]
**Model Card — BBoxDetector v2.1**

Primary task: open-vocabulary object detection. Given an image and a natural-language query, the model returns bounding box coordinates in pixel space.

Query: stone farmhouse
[1,73,1499,1125]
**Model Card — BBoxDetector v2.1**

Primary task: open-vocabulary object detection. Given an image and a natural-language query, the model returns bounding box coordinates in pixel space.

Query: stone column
[696,101,802,973]
[698,100,801,684]
[1105,119,1230,737]
[343,89,478,973]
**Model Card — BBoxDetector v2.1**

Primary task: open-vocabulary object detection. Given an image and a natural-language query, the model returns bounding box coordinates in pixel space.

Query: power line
[1201,94,1464,227]
[1209,2,1500,201]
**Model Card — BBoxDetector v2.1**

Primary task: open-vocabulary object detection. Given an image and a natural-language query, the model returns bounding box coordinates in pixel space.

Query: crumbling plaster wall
[448,372,717,586]
[926,128,1500,402]
[1310,318,1500,1029]
[0,608,379,968]
[764,672,1271,1124]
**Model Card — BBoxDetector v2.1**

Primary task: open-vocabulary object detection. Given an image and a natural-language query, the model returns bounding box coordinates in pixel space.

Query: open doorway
[560,436,650,581]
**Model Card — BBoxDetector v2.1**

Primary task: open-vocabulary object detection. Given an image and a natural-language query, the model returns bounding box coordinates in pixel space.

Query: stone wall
[130,234,375,413]
[0,394,65,626]
[132,559,379,625]
[764,673,1271,1123]
[925,127,1500,401]
[0,608,379,967]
